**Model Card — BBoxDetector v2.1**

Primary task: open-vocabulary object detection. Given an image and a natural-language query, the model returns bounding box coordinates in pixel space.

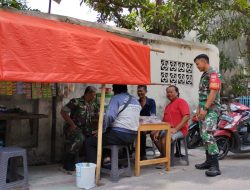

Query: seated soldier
[60,86,99,171]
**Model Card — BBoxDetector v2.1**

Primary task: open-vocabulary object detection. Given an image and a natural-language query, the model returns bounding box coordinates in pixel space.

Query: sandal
[155,164,165,169]
[103,156,111,165]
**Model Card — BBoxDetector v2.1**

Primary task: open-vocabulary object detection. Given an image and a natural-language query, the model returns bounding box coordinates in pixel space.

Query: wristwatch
[203,106,209,111]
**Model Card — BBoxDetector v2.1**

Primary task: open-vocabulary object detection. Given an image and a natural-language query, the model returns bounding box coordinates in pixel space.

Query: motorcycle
[187,104,228,149]
[214,102,250,160]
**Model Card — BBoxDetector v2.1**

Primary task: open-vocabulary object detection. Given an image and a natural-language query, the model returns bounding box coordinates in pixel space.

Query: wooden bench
[135,123,171,176]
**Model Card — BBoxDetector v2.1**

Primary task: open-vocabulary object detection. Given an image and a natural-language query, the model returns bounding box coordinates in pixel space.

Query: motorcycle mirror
[230,104,239,111]
[221,104,227,111]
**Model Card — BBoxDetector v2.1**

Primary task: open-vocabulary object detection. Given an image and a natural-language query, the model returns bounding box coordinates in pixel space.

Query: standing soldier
[194,54,221,177]
[61,86,99,171]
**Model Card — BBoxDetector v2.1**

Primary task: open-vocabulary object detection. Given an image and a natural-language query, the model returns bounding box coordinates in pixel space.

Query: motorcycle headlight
[220,114,234,123]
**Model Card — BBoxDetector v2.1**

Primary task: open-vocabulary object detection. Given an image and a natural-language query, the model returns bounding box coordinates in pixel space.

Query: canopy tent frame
[0,9,153,185]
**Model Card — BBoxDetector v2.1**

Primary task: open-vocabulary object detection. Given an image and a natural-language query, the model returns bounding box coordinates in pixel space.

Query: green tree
[230,66,248,96]
[1,0,28,10]
[83,0,208,38]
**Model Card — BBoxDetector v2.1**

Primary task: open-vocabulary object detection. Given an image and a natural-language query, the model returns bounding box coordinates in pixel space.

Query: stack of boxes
[0,81,57,99]
[0,81,16,95]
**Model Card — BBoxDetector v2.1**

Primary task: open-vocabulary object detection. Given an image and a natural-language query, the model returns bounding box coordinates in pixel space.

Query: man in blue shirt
[85,85,141,163]
[137,85,156,160]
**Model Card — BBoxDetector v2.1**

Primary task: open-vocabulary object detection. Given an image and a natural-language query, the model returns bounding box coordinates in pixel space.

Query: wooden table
[0,112,48,135]
[0,113,48,147]
[0,113,48,120]
[135,123,171,176]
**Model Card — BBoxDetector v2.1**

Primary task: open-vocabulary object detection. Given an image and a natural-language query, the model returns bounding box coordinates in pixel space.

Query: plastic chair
[101,145,132,182]
[171,137,189,166]
[0,147,29,190]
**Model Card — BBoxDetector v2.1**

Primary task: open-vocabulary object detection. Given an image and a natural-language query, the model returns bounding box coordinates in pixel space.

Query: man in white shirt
[86,85,141,163]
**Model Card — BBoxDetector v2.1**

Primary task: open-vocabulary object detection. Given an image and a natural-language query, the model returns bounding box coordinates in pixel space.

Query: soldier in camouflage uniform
[61,86,99,171]
[194,54,221,177]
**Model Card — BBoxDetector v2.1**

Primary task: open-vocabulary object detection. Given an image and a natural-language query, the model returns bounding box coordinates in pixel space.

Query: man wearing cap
[194,54,221,177]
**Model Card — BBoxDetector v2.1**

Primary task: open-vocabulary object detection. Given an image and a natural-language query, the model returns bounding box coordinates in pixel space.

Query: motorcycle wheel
[215,136,229,160]
[187,124,201,149]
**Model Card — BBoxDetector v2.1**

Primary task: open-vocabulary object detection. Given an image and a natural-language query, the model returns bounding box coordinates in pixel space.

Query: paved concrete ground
[28,148,250,190]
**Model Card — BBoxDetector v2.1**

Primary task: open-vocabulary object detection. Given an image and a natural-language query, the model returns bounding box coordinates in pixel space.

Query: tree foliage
[83,0,249,42]
[230,66,248,96]
[83,0,207,38]
[219,52,236,73]
[1,0,28,10]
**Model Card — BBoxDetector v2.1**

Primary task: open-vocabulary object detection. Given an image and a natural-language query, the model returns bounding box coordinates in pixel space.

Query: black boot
[195,151,212,170]
[205,154,221,177]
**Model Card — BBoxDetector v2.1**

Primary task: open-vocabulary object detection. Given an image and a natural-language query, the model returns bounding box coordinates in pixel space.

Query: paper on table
[139,116,162,124]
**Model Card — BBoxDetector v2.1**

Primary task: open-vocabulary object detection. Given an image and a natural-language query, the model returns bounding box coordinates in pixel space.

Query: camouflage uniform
[62,97,99,154]
[199,66,221,155]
